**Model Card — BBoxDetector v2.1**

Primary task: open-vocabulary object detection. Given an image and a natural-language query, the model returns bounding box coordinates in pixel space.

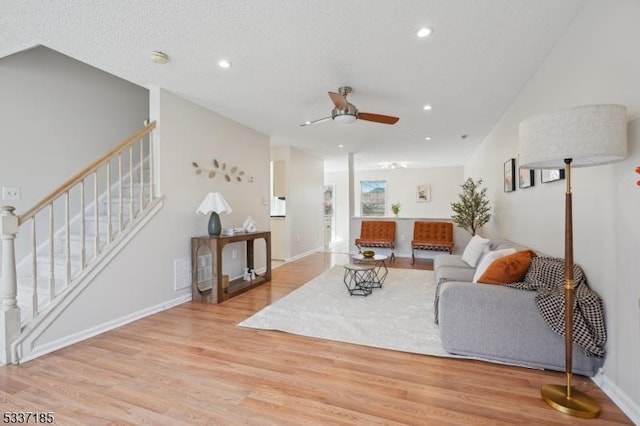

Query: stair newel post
[0,206,21,364]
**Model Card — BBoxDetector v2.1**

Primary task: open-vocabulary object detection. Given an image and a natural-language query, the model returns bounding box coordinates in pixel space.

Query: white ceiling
[1,0,585,171]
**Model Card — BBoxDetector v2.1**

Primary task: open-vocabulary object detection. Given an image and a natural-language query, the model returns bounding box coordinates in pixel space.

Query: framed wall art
[541,169,565,184]
[416,184,431,202]
[504,159,516,192]
[519,168,535,189]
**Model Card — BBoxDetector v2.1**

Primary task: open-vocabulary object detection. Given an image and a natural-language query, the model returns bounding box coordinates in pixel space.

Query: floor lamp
[519,104,627,418]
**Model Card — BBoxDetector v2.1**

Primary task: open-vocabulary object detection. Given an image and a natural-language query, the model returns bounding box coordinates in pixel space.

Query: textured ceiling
[1,0,585,171]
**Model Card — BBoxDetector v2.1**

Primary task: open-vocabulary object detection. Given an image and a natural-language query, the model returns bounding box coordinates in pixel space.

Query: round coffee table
[343,263,376,296]
[351,254,389,288]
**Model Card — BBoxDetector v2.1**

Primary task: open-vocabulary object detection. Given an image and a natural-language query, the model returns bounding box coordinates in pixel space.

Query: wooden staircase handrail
[18,121,156,226]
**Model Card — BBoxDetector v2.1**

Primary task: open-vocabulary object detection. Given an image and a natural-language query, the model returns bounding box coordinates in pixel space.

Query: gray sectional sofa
[434,240,603,376]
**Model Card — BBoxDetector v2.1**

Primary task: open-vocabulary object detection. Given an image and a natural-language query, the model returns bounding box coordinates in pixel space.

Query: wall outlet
[2,186,21,201]
[232,248,238,259]
[399,234,405,241]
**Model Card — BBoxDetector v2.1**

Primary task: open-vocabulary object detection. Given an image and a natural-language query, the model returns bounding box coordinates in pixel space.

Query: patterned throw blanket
[434,256,606,358]
[506,257,606,358]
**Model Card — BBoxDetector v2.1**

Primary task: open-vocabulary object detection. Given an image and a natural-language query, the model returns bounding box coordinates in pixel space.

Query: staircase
[0,122,162,364]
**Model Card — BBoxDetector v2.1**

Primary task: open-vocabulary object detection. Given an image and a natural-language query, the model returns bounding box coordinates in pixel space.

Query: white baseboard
[286,246,324,262]
[592,371,640,424]
[19,294,191,364]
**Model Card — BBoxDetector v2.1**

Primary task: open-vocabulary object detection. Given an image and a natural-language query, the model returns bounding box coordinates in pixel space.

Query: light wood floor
[0,253,632,425]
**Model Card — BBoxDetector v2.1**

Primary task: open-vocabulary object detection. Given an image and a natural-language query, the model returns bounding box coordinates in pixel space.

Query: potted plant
[391,202,401,217]
[450,178,491,236]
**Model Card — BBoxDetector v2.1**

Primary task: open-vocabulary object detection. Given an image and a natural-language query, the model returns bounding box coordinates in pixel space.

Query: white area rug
[238,265,452,357]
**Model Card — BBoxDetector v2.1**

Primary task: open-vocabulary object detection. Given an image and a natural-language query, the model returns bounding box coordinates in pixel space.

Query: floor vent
[174,258,191,290]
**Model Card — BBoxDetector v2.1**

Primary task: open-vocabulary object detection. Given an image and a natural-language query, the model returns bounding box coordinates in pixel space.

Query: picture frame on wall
[504,159,516,192]
[416,184,431,202]
[541,169,566,184]
[519,168,535,189]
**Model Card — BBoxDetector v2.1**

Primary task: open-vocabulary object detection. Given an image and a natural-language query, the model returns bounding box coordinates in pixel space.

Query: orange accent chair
[355,220,396,261]
[411,221,454,264]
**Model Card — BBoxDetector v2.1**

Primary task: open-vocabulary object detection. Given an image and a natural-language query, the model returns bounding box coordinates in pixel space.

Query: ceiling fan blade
[300,116,332,127]
[328,91,349,110]
[358,112,399,125]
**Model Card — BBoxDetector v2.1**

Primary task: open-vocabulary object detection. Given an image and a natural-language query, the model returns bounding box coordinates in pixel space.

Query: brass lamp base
[541,384,600,419]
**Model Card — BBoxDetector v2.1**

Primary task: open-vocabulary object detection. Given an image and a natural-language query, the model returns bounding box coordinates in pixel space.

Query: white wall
[271,146,325,260]
[354,166,464,220]
[324,169,350,248]
[32,89,271,350]
[466,0,640,419]
[345,166,469,257]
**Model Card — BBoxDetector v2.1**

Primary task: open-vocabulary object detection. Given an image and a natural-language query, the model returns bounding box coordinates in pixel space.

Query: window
[360,180,386,216]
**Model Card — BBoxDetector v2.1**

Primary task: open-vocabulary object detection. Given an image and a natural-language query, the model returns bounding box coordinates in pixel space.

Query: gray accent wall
[0,46,149,213]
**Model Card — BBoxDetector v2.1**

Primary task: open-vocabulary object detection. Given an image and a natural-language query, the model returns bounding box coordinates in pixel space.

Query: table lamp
[519,104,627,418]
[196,192,232,236]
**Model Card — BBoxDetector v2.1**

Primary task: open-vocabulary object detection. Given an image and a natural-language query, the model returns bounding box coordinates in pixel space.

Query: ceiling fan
[300,86,399,127]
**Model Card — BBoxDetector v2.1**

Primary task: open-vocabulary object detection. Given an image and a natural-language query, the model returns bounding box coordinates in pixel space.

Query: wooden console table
[191,231,271,303]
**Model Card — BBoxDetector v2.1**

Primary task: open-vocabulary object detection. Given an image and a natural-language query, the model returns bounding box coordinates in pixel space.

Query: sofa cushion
[433,254,470,270]
[435,266,475,286]
[461,235,491,267]
[472,248,517,283]
[477,250,537,285]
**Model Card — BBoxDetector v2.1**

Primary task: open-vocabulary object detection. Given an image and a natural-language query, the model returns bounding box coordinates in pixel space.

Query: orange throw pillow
[477,250,537,285]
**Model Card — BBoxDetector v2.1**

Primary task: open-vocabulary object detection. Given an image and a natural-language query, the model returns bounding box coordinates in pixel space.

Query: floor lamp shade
[519,104,627,168]
[196,192,232,236]
[518,104,627,419]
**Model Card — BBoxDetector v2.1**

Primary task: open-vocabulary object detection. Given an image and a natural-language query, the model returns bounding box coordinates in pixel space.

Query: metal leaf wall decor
[192,158,249,183]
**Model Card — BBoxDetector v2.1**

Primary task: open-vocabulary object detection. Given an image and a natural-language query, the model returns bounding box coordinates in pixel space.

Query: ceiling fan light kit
[301,86,399,127]
[333,114,357,124]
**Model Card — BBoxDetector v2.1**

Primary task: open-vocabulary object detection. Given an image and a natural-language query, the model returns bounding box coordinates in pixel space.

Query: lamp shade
[519,104,627,169]
[196,192,232,215]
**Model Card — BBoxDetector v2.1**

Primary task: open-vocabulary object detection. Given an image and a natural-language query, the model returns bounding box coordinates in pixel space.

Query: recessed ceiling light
[380,161,407,169]
[416,27,433,38]
[338,144,344,148]
[424,136,432,141]
[423,104,432,111]
[461,134,469,139]
[150,51,169,64]
[304,121,311,125]
[218,59,232,68]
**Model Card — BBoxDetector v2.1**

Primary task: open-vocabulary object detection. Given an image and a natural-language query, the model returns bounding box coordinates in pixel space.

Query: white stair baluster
[48,204,55,299]
[65,191,71,285]
[129,146,133,222]
[107,163,112,243]
[80,180,85,268]
[30,217,37,319]
[118,155,123,232]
